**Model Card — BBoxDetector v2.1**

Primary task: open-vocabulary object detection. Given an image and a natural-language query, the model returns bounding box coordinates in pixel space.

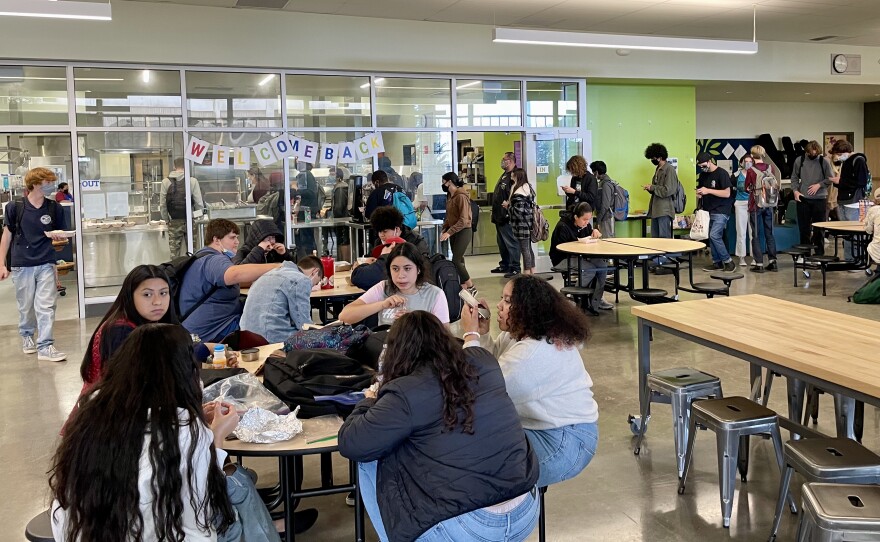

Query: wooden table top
[813,221,866,233]
[241,271,362,298]
[557,240,664,257]
[611,237,707,253]
[222,416,343,456]
[632,294,880,401]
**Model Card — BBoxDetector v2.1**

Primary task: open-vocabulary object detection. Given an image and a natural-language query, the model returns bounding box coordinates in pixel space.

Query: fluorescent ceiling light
[456,81,482,90]
[493,27,758,55]
[258,74,276,87]
[0,77,123,81]
[142,70,150,83]
[0,0,112,21]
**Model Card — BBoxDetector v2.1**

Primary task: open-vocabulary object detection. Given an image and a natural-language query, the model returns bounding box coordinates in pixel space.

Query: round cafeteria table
[812,221,871,271]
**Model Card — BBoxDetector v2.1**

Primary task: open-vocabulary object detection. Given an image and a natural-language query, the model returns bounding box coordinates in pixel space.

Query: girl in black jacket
[338,311,539,542]
[562,155,598,210]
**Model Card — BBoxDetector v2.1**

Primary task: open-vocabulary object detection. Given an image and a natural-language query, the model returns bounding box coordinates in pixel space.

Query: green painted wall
[587,83,697,237]
[483,132,522,191]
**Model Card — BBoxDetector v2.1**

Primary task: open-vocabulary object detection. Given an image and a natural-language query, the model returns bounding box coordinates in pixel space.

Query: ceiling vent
[235,0,289,8]
[810,35,839,42]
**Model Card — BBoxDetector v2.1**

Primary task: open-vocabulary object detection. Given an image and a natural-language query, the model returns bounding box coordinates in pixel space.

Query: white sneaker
[22,336,37,354]
[738,258,748,267]
[597,300,614,310]
[37,345,67,362]
[795,257,804,264]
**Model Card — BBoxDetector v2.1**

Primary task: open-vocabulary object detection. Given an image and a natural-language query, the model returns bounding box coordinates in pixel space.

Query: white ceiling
[118,0,880,47]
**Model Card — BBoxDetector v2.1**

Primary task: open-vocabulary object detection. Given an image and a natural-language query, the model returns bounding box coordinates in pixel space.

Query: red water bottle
[321,253,335,289]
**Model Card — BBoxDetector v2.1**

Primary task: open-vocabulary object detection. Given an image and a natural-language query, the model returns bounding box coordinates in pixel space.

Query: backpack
[5,199,60,268]
[470,199,480,232]
[850,273,880,304]
[255,190,282,222]
[158,252,219,323]
[392,190,418,229]
[605,180,630,221]
[530,203,550,243]
[166,176,188,220]
[428,253,464,323]
[750,166,780,208]
[672,180,687,214]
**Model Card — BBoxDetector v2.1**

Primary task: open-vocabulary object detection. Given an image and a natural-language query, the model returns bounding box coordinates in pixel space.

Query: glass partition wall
[0,64,584,317]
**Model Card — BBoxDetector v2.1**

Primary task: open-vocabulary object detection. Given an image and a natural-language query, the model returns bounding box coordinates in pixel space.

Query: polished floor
[3,248,879,542]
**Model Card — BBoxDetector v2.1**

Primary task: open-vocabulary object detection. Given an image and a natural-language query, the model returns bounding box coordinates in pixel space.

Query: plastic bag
[234,406,303,443]
[203,373,290,415]
[301,414,343,445]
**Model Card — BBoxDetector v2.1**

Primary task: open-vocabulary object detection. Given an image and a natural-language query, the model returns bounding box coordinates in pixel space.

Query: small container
[240,348,259,362]
[212,345,227,369]
[321,253,335,289]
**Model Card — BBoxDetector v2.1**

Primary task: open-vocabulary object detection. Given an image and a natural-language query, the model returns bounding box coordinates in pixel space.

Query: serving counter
[82,224,170,293]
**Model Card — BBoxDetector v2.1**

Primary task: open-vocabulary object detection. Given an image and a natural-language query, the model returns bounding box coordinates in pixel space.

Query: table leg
[320,452,333,487]
[350,460,365,542]
[279,456,294,542]
[749,364,763,403]
[834,394,857,440]
[786,377,806,441]
[434,224,441,255]
[641,259,650,289]
[633,317,652,431]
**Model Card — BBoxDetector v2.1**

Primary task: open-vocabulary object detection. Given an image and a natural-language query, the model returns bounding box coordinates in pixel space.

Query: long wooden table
[630,294,880,440]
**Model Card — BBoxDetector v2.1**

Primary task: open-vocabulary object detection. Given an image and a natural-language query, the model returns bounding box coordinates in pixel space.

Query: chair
[633,367,723,478]
[25,510,53,542]
[678,396,790,528]
[805,255,837,296]
[768,438,880,541]
[780,245,812,287]
[795,483,880,541]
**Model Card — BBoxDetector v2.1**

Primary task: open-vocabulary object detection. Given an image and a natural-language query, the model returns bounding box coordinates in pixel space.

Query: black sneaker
[490,266,507,274]
[750,265,765,273]
[766,260,778,272]
[722,260,737,272]
[503,270,520,278]
[702,263,721,272]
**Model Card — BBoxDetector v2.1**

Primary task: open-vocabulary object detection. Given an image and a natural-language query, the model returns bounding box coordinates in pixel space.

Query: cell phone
[459,290,490,320]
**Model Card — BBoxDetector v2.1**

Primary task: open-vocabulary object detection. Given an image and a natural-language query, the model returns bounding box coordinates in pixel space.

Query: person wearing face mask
[733,155,754,266]
[791,141,834,256]
[642,143,679,240]
[239,256,324,343]
[695,152,735,272]
[54,182,73,203]
[829,140,870,263]
[439,172,474,290]
[491,151,521,278]
[0,167,68,362]
[178,219,281,342]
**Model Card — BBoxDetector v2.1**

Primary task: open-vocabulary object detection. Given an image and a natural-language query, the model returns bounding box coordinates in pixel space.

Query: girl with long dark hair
[50,324,242,542]
[509,168,536,274]
[339,311,539,542]
[460,274,599,489]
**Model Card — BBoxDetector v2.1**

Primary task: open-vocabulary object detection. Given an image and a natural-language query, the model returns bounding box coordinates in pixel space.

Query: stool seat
[649,367,721,391]
[710,271,745,281]
[692,396,777,428]
[25,510,53,542]
[560,286,594,296]
[692,282,729,294]
[782,247,811,256]
[807,255,837,264]
[787,438,880,480]
[801,483,880,533]
[630,288,668,297]
[660,262,683,270]
[793,244,815,252]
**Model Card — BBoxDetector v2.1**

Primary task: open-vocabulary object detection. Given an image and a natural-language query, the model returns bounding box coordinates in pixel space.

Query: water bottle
[304,207,312,223]
[212,345,227,369]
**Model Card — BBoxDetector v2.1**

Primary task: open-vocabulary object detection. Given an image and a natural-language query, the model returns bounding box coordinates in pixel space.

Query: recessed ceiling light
[804,92,811,95]
[142,70,150,83]
[725,91,733,94]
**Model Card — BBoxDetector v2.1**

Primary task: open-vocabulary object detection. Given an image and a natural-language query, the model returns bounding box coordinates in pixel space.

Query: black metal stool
[780,246,812,286]
[805,255,837,296]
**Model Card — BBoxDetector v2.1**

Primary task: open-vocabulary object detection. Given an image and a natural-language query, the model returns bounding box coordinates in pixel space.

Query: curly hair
[506,275,591,348]
[565,155,588,177]
[644,143,668,161]
[382,311,478,433]
[370,205,404,232]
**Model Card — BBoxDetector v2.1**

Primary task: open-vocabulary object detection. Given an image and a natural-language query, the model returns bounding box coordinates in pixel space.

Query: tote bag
[690,209,710,241]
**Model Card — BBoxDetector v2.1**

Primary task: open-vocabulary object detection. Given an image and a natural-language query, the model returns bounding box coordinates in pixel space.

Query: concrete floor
[3,248,879,542]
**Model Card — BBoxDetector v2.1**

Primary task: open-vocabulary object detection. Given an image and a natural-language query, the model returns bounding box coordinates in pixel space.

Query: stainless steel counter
[82,225,171,294]
[471,207,498,256]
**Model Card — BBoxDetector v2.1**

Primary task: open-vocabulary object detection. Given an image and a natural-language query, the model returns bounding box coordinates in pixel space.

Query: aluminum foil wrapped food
[233,406,302,443]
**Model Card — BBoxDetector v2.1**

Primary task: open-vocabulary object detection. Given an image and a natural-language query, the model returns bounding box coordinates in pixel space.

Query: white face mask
[839,153,851,161]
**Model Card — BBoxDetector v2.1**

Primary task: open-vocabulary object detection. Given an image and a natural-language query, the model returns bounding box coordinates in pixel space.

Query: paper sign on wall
[233,147,251,170]
[212,145,231,167]
[320,143,339,166]
[185,136,210,164]
[270,134,295,160]
[80,179,101,192]
[354,136,371,161]
[253,142,277,167]
[339,142,358,164]
[106,191,130,217]
[82,193,106,219]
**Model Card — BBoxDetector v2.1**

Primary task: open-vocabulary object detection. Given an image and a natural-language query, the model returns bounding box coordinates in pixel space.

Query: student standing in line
[0,167,68,362]
[160,158,204,258]
[745,145,779,273]
[643,143,679,240]
[490,152,521,278]
[590,160,617,237]
[830,139,871,263]
[54,182,73,203]
[695,152,736,272]
[732,155,754,267]
[791,140,834,256]
[509,168,537,275]
[562,155,598,211]
[438,172,474,290]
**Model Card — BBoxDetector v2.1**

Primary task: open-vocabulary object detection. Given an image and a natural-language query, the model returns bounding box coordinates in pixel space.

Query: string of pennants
[184,132,385,169]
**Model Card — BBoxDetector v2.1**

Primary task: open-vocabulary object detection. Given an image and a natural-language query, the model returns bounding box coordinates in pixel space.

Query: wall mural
[696,138,758,173]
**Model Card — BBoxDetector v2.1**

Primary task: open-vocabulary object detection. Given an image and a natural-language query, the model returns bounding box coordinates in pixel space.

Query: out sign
[81,179,101,191]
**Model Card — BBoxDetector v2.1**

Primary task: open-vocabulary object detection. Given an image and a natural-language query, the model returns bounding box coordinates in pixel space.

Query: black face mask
[441,184,449,193]
[651,159,660,166]
[807,154,817,160]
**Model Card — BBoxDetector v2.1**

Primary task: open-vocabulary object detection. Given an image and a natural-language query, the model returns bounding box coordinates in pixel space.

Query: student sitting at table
[867,187,880,265]
[549,202,614,314]
[239,256,324,343]
[459,275,599,489]
[50,323,280,542]
[350,206,428,291]
[180,219,280,343]
[338,311,540,542]
[232,218,294,265]
[340,242,448,327]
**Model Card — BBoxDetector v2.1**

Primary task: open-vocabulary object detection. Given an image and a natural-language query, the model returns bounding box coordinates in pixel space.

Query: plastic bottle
[304,207,312,223]
[212,345,227,369]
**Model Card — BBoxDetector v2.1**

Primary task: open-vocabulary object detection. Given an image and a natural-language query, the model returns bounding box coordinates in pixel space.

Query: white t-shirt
[52,409,226,542]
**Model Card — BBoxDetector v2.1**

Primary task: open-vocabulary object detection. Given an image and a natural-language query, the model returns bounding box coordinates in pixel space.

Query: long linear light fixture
[0,0,112,21]
[493,27,758,55]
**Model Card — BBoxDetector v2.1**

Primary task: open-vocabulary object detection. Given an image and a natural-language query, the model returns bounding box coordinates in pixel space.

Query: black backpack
[428,253,464,323]
[470,200,480,233]
[158,251,218,323]
[166,176,188,220]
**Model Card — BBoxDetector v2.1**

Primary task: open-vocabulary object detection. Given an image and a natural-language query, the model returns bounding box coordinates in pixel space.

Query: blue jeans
[218,464,280,542]
[567,257,607,303]
[358,461,539,542]
[11,263,57,350]
[421,226,437,255]
[708,213,731,264]
[525,422,599,488]
[838,203,861,261]
[650,215,672,239]
[749,208,777,265]
[497,222,521,272]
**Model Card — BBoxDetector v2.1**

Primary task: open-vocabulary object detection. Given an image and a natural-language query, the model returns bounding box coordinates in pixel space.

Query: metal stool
[633,367,723,478]
[781,246,813,286]
[25,510,53,542]
[805,255,837,296]
[796,483,880,541]
[678,396,788,528]
[691,281,730,298]
[769,438,880,541]
[629,288,671,304]
[709,271,745,289]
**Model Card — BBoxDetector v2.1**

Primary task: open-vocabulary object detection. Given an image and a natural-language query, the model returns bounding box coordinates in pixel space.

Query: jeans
[11,263,57,350]
[420,227,437,255]
[650,215,672,239]
[708,213,731,264]
[749,207,777,265]
[518,238,534,271]
[797,198,827,256]
[567,257,607,303]
[218,464,280,542]
[838,203,861,261]
[733,200,751,258]
[358,461,539,542]
[497,223,521,272]
[524,422,599,488]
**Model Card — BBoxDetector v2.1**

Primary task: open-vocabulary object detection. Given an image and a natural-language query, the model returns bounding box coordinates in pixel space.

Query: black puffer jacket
[232,219,294,265]
[338,347,539,542]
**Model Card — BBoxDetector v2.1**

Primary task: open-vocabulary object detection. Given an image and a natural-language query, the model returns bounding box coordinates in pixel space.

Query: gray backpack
[672,180,686,214]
